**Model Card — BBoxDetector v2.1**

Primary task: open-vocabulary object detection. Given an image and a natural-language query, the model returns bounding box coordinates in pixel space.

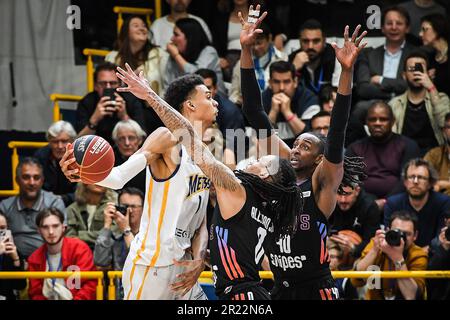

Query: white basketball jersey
[129,145,210,267]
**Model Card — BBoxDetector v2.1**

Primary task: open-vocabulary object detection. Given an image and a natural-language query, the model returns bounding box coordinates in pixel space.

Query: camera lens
[385,229,405,247]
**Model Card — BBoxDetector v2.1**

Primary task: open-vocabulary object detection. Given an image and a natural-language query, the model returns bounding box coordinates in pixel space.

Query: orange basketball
[71,135,115,184]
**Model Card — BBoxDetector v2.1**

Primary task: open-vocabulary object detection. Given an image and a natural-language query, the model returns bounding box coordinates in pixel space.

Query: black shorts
[218,282,271,300]
[271,275,340,300]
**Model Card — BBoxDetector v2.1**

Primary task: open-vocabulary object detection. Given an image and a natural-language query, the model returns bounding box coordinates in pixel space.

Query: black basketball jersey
[209,184,273,296]
[264,178,332,283]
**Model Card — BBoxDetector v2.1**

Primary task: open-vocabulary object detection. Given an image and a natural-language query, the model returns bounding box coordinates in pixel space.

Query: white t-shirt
[150,14,213,50]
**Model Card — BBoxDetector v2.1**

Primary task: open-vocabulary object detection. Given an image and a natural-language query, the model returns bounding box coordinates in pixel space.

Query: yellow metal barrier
[82,48,111,92]
[50,93,83,122]
[0,271,104,300]
[113,6,154,34]
[0,141,48,197]
[106,270,450,300]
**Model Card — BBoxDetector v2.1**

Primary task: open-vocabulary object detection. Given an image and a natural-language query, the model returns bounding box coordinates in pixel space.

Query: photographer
[0,211,26,300]
[76,62,145,144]
[388,50,450,156]
[352,210,428,300]
[94,188,143,299]
[427,212,450,300]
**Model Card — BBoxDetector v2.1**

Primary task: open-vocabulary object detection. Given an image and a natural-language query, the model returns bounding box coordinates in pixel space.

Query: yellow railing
[113,6,154,34]
[82,48,111,92]
[50,93,83,122]
[0,271,104,300]
[0,141,48,197]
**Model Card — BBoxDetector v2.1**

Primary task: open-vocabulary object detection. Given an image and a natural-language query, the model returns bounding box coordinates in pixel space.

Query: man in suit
[353,6,417,124]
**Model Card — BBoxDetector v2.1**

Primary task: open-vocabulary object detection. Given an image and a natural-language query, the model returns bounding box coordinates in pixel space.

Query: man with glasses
[424,112,450,196]
[76,62,145,143]
[353,210,428,300]
[384,158,450,248]
[389,51,450,156]
[34,121,78,206]
[94,187,144,299]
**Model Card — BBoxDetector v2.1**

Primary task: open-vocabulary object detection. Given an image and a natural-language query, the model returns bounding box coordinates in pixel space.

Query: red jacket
[28,237,97,300]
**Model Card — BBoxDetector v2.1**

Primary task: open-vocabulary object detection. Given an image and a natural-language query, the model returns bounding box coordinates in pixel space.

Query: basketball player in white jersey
[60,76,218,300]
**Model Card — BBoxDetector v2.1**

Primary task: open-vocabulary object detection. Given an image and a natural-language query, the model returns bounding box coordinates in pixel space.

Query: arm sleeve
[324,93,352,163]
[241,68,275,139]
[97,153,147,189]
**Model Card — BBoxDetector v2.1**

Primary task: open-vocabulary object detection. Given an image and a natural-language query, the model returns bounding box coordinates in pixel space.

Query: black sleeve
[241,68,275,139]
[324,93,352,163]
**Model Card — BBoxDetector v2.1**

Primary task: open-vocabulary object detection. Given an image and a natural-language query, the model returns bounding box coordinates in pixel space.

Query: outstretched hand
[239,4,268,48]
[331,25,368,70]
[116,63,153,100]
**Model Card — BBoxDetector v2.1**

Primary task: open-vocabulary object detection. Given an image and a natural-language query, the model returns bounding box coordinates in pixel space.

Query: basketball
[68,135,115,184]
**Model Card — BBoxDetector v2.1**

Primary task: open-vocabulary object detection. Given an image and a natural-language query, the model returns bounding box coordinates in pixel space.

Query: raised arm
[116,64,246,218]
[238,6,291,160]
[313,25,367,217]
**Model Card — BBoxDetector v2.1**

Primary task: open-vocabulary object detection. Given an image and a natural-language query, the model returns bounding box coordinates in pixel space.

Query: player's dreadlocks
[235,158,304,237]
[340,155,367,192]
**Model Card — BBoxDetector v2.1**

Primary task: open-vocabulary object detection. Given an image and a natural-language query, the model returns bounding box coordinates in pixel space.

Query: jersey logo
[215,226,245,281]
[302,191,311,198]
[186,174,210,199]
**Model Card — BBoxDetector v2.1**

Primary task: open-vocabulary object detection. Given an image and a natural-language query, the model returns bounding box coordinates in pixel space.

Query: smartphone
[0,229,13,243]
[103,88,116,101]
[414,62,424,73]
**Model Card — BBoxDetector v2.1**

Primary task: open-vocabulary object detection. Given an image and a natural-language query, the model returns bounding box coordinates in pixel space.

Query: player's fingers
[351,24,361,42]
[343,25,349,42]
[355,30,368,46]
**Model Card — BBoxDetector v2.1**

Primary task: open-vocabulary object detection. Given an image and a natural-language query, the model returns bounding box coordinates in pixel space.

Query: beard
[44,232,65,246]
[407,79,423,93]
[409,191,428,200]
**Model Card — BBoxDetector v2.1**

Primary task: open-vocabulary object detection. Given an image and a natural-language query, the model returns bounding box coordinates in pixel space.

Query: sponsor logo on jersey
[175,228,193,239]
[251,206,274,232]
[302,191,311,198]
[186,174,210,199]
[270,253,307,271]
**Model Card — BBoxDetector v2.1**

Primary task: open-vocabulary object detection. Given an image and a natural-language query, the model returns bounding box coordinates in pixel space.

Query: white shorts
[122,253,207,300]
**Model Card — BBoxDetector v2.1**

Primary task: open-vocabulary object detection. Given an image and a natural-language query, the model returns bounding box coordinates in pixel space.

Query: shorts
[218,282,271,300]
[271,275,340,300]
[122,253,207,300]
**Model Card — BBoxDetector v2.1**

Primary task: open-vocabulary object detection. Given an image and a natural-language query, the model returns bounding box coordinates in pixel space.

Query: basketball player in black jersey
[114,9,304,299]
[239,7,367,300]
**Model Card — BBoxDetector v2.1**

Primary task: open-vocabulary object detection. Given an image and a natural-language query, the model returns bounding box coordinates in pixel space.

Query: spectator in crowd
[65,183,117,250]
[111,120,147,193]
[310,111,330,137]
[212,0,248,82]
[427,211,450,300]
[318,85,337,113]
[263,60,320,146]
[105,15,168,96]
[0,211,26,300]
[229,22,286,106]
[327,239,359,300]
[329,182,380,259]
[389,50,450,155]
[164,18,226,95]
[150,0,212,50]
[420,13,450,97]
[28,208,96,300]
[195,68,246,166]
[354,6,416,123]
[384,158,450,248]
[76,62,145,144]
[346,101,420,207]
[0,157,66,259]
[34,121,77,207]
[399,0,445,40]
[94,187,144,299]
[353,210,428,300]
[424,112,450,195]
[288,19,338,95]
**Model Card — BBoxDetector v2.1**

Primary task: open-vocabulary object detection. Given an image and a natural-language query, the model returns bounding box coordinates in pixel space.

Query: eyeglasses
[119,203,142,210]
[96,81,119,88]
[117,136,139,144]
[406,175,429,182]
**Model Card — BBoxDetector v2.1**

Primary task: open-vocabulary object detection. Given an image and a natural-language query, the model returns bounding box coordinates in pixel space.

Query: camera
[385,229,407,247]
[115,204,128,215]
[414,62,424,73]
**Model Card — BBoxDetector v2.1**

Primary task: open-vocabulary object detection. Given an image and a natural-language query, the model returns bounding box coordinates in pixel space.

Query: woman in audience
[164,18,226,94]
[105,15,168,95]
[420,14,450,97]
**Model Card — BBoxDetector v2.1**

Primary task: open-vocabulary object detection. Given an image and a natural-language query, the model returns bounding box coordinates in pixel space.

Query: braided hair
[340,155,367,192]
[235,158,304,236]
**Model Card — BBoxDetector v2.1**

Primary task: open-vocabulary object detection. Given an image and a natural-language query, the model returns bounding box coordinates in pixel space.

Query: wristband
[286,113,296,122]
[427,85,436,93]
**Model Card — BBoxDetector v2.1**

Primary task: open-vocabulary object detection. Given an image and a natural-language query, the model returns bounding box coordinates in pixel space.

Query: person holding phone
[389,50,450,155]
[76,62,146,144]
[0,211,26,300]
